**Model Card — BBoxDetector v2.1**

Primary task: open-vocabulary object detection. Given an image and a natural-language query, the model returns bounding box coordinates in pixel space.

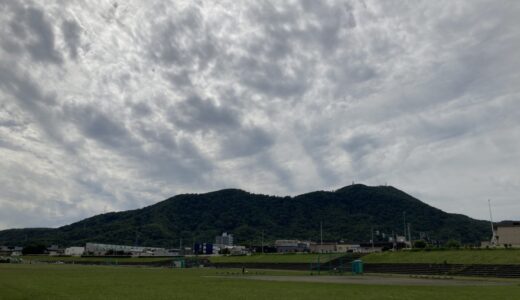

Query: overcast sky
[0,0,519,230]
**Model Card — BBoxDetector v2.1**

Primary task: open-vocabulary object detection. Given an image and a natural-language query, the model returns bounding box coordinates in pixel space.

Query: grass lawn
[363,249,520,264]
[1,264,520,299]
[207,253,345,263]
[20,255,172,263]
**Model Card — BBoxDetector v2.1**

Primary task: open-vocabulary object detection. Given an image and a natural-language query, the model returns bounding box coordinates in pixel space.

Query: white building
[215,232,234,247]
[84,243,175,257]
[65,247,85,256]
[138,248,179,257]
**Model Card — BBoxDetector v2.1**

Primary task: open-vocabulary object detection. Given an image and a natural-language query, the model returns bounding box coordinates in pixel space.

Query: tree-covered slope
[0,184,490,247]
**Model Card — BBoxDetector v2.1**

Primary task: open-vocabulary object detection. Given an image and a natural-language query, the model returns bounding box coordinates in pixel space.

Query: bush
[413,240,427,249]
[445,239,461,249]
[219,248,230,255]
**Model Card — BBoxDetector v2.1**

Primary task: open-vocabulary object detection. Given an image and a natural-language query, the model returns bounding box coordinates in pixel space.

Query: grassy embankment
[1,264,520,300]
[20,253,345,264]
[207,253,345,263]
[20,255,173,263]
[21,249,520,265]
[363,249,520,265]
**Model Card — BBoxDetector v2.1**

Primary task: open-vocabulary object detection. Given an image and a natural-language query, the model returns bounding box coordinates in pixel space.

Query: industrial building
[274,240,310,253]
[310,243,385,253]
[84,243,177,257]
[496,221,520,247]
[310,243,337,253]
[65,246,85,256]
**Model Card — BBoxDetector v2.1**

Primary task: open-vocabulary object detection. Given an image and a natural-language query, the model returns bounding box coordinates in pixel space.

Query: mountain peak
[335,183,369,193]
[204,188,250,196]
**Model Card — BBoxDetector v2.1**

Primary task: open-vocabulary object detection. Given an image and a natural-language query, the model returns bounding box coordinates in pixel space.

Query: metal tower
[488,199,498,246]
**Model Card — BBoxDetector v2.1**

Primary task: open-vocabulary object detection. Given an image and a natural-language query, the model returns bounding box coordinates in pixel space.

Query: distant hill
[0,184,491,247]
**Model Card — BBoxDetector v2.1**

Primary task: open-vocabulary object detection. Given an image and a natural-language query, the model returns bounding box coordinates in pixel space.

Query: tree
[22,243,47,255]
[445,239,460,249]
[413,240,427,249]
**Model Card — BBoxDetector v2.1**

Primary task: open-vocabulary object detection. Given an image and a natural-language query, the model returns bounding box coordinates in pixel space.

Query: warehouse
[496,221,520,247]
[84,243,176,256]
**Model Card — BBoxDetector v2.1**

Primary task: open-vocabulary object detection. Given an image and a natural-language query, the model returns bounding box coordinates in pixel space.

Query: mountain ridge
[0,184,490,247]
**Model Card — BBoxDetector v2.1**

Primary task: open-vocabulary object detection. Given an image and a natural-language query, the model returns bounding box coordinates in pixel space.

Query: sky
[0,0,519,230]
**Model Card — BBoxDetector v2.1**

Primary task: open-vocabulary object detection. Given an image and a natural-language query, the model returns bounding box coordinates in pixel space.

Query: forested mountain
[0,184,490,247]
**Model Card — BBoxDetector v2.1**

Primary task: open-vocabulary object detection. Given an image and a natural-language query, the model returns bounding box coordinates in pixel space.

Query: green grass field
[1,264,520,299]
[363,249,520,264]
[20,255,172,263]
[207,253,345,263]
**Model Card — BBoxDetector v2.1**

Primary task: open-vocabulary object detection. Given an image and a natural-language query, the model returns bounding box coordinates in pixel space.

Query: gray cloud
[0,0,519,230]
[168,95,240,132]
[239,57,310,98]
[138,140,214,187]
[0,62,70,149]
[64,103,134,148]
[0,3,63,64]
[148,6,217,70]
[342,133,382,162]
[61,20,81,59]
[24,7,62,64]
[219,126,274,159]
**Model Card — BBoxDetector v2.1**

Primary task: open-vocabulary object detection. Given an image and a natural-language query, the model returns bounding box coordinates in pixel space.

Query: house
[496,221,520,247]
[11,246,22,256]
[47,245,65,256]
[0,246,12,256]
[0,246,21,256]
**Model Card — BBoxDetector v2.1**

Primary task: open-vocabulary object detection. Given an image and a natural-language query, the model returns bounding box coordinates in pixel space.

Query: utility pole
[261,230,264,254]
[371,226,374,250]
[320,221,323,245]
[407,223,412,246]
[403,212,407,242]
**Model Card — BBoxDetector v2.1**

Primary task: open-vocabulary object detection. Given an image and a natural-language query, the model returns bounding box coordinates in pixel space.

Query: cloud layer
[1,0,519,229]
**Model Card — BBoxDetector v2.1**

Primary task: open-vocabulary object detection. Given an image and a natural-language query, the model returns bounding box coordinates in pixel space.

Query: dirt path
[212,275,516,286]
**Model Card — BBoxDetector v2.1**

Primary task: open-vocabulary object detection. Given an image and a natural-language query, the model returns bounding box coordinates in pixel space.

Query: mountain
[0,184,491,247]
